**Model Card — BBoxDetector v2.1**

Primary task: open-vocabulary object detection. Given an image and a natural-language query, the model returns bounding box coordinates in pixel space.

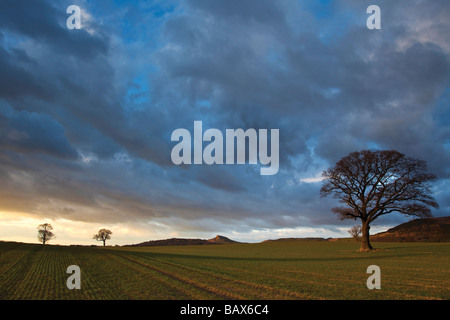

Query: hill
[262,237,329,242]
[126,235,239,247]
[371,216,450,242]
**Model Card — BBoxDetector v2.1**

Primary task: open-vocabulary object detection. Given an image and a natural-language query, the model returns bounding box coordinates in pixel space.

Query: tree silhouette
[321,150,439,251]
[348,225,362,241]
[93,229,113,246]
[37,223,55,245]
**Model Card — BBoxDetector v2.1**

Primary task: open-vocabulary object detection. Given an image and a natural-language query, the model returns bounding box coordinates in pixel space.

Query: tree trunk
[360,220,373,251]
[103,240,106,247]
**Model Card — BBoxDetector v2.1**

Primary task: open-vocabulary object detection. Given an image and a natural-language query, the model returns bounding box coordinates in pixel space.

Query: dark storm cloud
[0,0,449,237]
[0,0,172,167]
[0,0,108,58]
[0,45,52,101]
[187,0,286,24]
[0,109,78,159]
[152,0,450,226]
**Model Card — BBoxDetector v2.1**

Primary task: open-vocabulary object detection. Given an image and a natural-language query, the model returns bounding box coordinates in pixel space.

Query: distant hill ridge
[262,237,329,242]
[126,235,239,247]
[126,217,450,247]
[372,216,450,242]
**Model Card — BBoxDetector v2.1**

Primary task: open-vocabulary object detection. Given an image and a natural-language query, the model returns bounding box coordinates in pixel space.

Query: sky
[0,0,449,246]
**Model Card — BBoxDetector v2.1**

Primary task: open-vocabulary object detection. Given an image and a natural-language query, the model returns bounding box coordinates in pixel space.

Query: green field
[0,240,448,300]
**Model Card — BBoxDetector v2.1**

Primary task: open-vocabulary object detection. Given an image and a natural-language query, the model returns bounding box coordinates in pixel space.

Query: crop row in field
[0,240,448,300]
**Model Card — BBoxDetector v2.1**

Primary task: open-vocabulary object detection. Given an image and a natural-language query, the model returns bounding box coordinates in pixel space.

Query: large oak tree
[320,150,439,251]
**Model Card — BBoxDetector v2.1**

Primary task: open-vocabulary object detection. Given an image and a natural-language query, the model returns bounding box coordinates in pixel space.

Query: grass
[0,240,448,300]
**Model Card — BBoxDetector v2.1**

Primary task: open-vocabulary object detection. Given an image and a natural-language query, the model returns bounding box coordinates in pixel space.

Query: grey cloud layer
[0,0,448,235]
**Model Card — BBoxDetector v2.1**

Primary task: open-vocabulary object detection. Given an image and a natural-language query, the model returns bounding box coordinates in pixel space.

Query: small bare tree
[37,223,55,245]
[348,225,362,241]
[93,229,113,246]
